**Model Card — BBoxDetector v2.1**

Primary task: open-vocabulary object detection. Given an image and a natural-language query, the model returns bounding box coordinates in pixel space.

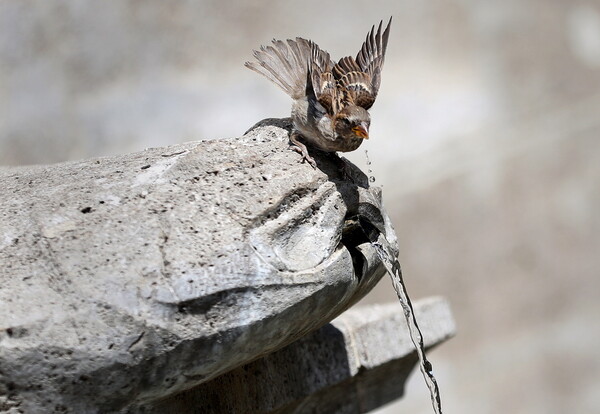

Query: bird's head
[334,106,370,140]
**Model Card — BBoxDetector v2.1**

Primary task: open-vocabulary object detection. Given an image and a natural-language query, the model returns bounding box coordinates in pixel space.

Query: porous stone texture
[143,297,455,414]
[3,2,599,412]
[0,119,398,413]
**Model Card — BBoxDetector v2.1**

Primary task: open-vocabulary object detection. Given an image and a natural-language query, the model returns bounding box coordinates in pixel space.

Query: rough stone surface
[0,119,398,413]
[3,2,599,412]
[143,297,455,414]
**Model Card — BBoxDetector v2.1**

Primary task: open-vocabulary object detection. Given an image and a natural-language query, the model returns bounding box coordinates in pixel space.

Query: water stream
[369,230,443,414]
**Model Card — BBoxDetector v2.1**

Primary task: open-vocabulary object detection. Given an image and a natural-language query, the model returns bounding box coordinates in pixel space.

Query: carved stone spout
[0,118,401,412]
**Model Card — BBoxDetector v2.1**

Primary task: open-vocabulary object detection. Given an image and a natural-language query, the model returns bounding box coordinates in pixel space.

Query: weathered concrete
[143,297,455,414]
[0,119,399,413]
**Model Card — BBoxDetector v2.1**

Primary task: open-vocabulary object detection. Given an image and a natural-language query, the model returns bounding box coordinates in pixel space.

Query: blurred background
[1,1,599,413]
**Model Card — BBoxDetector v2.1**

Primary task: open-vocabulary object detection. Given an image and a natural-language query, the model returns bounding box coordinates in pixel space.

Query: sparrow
[245,18,392,168]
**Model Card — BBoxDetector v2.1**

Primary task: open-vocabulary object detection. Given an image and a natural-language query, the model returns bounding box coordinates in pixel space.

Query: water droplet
[364,150,376,184]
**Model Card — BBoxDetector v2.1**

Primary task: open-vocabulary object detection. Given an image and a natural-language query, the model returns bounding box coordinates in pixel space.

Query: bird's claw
[289,132,317,169]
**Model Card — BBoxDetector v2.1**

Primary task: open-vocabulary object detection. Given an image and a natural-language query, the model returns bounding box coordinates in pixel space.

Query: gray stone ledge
[141,297,455,414]
[0,119,405,413]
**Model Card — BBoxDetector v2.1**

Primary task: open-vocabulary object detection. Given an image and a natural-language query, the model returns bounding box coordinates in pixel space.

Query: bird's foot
[289,132,317,169]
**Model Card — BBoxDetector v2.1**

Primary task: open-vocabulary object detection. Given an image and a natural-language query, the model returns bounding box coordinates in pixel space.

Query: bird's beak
[352,124,369,139]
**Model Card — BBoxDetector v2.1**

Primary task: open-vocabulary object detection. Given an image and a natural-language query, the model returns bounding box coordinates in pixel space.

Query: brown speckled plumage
[245,18,392,167]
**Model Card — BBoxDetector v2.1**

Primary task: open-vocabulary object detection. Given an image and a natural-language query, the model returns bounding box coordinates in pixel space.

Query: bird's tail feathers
[245,38,312,99]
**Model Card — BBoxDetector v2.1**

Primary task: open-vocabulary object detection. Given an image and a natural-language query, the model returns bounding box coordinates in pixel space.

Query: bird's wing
[245,37,313,99]
[332,17,392,110]
[309,41,338,115]
[354,17,392,109]
[333,56,377,109]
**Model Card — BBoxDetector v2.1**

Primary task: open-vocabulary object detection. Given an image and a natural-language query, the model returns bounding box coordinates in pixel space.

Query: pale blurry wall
[1,1,600,413]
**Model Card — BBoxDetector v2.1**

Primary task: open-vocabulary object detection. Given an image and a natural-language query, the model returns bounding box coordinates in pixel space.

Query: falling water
[364,150,376,183]
[370,231,443,414]
[359,148,441,412]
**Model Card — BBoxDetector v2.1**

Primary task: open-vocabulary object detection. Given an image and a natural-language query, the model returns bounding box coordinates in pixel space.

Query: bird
[245,18,392,168]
